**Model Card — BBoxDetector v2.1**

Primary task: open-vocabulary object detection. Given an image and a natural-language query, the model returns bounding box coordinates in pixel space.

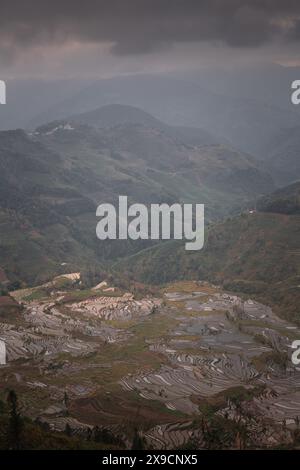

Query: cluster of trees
[0,281,21,296]
[0,390,24,450]
[257,182,300,215]
[0,390,122,450]
[0,389,140,450]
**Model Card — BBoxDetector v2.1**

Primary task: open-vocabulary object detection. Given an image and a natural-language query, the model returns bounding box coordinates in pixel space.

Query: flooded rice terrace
[0,278,300,449]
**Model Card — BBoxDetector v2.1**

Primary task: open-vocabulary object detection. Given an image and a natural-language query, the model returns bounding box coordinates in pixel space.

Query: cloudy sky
[1,0,300,78]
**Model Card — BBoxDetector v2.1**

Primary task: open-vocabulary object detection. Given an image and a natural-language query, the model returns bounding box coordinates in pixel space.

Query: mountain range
[0,104,275,285]
[1,66,300,188]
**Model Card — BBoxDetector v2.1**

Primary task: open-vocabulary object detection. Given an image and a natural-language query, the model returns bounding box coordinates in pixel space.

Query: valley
[0,105,275,286]
[1,6,300,456]
[0,96,299,452]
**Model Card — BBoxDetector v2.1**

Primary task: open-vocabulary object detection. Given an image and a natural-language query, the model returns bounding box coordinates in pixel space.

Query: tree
[65,423,72,437]
[63,391,69,415]
[7,390,23,449]
[131,428,144,450]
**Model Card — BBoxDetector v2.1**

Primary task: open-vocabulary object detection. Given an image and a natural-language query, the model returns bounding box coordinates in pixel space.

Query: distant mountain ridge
[67,104,226,147]
[30,73,300,164]
[0,105,275,285]
[1,70,299,187]
[35,104,274,206]
[69,104,163,129]
[1,68,299,189]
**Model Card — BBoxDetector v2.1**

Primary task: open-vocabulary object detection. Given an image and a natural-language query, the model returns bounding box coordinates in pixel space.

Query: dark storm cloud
[0,0,300,58]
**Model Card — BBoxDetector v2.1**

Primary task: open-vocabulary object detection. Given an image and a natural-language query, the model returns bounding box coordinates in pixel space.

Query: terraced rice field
[1,279,300,448]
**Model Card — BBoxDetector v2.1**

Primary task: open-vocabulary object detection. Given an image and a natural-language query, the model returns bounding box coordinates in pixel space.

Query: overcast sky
[1,0,300,78]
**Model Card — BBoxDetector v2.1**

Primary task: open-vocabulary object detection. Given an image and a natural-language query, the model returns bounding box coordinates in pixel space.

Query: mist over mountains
[0,60,299,288]
[1,64,300,189]
[0,66,299,318]
[0,103,277,285]
[1,2,300,453]
[1,64,299,286]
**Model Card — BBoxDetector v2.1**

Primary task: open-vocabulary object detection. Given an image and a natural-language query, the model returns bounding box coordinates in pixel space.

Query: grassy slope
[114,211,300,323]
[0,112,274,286]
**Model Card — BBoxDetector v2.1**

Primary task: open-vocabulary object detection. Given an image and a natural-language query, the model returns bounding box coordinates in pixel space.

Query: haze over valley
[0,0,300,452]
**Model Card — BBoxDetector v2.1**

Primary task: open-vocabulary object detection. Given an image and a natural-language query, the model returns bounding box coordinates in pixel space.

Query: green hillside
[114,194,300,323]
[257,181,300,214]
[266,127,300,186]
[0,106,274,286]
